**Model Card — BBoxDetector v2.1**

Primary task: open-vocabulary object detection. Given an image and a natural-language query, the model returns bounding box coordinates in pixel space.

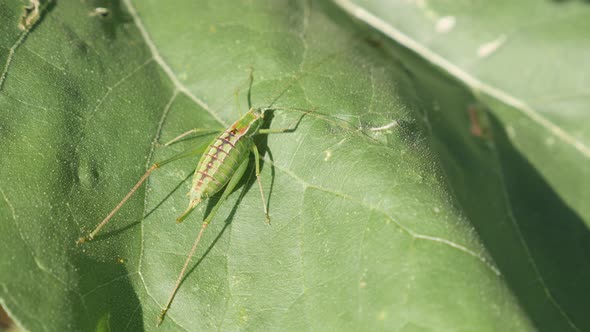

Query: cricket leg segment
[267,107,353,131]
[162,128,221,147]
[251,145,270,224]
[76,163,159,245]
[76,145,208,245]
[157,221,208,327]
[257,108,312,135]
[158,158,250,326]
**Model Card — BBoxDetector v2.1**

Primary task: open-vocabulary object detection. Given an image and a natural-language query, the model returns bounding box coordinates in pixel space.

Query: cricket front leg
[257,109,312,135]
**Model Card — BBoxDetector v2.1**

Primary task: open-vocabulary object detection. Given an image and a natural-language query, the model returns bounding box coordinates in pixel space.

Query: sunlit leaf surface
[1,1,587,331]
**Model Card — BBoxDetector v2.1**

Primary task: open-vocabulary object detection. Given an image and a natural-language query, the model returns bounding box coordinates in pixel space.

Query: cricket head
[251,107,266,118]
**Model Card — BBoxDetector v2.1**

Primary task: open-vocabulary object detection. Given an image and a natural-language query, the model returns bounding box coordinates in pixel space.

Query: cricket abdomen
[189,129,253,201]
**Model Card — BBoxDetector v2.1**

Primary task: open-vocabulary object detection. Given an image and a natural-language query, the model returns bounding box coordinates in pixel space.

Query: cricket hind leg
[76,143,208,245]
[157,157,250,326]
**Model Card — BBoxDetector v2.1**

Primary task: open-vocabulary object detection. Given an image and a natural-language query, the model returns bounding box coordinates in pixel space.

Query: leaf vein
[85,57,154,123]
[22,45,66,73]
[81,271,139,298]
[265,159,501,276]
[494,151,581,331]
[123,0,227,127]
[0,30,30,92]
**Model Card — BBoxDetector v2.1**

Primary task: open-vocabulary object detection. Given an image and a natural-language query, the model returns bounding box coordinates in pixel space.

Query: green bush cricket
[75,68,317,326]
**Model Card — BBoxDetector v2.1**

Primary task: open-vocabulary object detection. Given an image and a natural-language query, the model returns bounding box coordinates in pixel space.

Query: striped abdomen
[188,128,253,202]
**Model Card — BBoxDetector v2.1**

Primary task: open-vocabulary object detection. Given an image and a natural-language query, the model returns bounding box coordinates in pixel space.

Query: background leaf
[335,0,590,228]
[333,0,590,331]
[0,0,585,331]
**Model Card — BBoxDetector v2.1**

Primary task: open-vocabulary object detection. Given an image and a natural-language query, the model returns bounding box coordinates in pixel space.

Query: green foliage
[0,0,587,331]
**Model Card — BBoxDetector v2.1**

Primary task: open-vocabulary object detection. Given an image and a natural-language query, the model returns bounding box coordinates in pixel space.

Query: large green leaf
[0,0,584,331]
